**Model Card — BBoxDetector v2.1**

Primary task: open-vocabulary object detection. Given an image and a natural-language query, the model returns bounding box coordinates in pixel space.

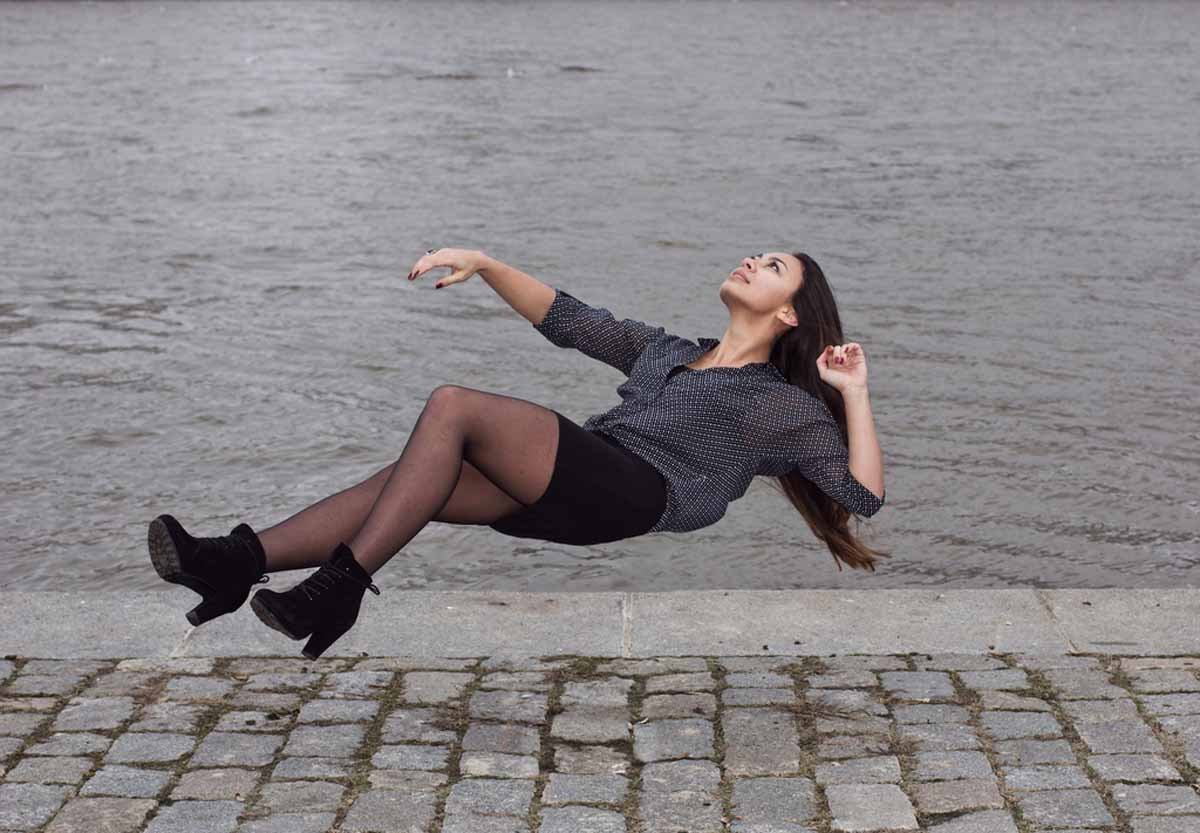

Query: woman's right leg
[256,458,528,572]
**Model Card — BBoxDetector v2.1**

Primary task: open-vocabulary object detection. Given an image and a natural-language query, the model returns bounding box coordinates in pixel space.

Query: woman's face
[723,251,804,311]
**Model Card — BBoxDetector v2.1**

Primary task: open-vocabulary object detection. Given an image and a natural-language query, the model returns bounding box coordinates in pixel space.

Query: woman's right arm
[478,253,666,377]
[476,253,557,327]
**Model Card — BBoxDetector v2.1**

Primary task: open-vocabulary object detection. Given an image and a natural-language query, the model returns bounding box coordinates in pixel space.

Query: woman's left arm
[841,385,885,504]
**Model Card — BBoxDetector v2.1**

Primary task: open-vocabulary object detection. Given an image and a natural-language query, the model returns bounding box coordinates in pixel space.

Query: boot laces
[202,534,267,582]
[298,561,381,601]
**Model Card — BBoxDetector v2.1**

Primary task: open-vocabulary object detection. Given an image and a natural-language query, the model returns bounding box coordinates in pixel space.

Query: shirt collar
[693,337,784,377]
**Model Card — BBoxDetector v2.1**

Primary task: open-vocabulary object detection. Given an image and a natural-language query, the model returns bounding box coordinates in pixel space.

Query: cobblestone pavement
[2,653,1200,832]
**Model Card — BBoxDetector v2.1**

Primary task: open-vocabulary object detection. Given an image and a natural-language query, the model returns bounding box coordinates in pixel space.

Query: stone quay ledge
[1,589,1198,832]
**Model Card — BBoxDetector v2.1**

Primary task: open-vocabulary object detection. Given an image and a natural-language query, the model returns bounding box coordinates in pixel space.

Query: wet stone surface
[1,653,1199,831]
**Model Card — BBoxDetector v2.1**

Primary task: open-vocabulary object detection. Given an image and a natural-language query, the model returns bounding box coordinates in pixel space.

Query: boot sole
[250,593,308,641]
[148,516,218,599]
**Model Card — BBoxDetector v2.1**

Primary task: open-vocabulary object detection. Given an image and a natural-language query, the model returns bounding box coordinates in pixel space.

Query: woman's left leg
[347,384,561,575]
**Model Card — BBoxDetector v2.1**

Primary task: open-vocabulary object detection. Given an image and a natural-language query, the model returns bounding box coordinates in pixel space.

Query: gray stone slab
[1016,789,1115,827]
[1110,783,1200,814]
[444,777,536,816]
[913,779,1004,815]
[0,592,185,657]
[542,773,628,806]
[1046,589,1200,654]
[105,732,197,763]
[81,764,173,798]
[4,589,1199,657]
[730,776,817,826]
[172,768,259,800]
[633,718,714,762]
[630,590,1066,655]
[181,591,623,657]
[927,810,1018,833]
[256,780,345,813]
[237,814,338,833]
[815,756,901,785]
[1088,753,1183,782]
[1002,764,1092,790]
[460,751,540,777]
[5,755,94,784]
[189,733,284,768]
[539,806,625,833]
[371,743,450,771]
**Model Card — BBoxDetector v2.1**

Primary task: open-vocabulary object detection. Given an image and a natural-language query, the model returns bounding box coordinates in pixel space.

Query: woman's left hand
[817,342,869,393]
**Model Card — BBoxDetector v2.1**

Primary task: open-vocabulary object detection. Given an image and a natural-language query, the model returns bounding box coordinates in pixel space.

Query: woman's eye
[769,262,779,271]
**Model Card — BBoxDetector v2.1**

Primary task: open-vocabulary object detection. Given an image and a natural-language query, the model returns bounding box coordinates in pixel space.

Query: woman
[148,247,888,658]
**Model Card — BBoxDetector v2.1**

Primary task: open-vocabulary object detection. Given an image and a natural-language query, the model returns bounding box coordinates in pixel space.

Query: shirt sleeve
[532,286,667,377]
[750,388,886,518]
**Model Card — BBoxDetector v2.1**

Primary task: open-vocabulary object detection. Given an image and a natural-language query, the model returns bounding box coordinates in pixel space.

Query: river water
[2,1,1197,592]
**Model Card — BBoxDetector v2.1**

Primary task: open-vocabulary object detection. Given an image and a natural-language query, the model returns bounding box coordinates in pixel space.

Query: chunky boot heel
[148,513,270,626]
[250,542,380,658]
[303,624,349,660]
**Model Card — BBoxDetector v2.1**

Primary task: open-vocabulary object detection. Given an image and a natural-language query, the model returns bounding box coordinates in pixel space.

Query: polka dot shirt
[531,287,887,534]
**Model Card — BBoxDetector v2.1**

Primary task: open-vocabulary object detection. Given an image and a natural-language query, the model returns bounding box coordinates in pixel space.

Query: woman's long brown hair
[762,252,890,571]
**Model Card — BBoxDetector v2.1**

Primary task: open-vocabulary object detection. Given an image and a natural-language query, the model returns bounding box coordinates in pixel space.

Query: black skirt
[488,410,668,545]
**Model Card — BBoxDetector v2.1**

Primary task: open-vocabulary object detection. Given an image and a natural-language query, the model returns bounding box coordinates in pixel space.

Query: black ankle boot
[147,513,270,626]
[249,542,380,659]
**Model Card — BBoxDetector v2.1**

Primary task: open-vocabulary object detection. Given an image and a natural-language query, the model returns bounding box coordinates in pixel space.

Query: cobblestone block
[189,733,284,768]
[371,743,450,770]
[551,706,629,743]
[1060,697,1140,723]
[553,743,629,774]
[172,768,259,800]
[979,710,1062,739]
[722,687,794,706]
[633,717,714,762]
[1041,668,1125,699]
[367,769,447,791]
[401,671,472,703]
[256,780,345,812]
[479,671,553,691]
[644,692,717,717]
[1074,719,1164,753]
[460,750,540,777]
[106,732,197,763]
[243,672,321,691]
[723,708,800,775]
[958,670,1030,691]
[463,722,541,755]
[639,759,723,833]
[993,738,1077,766]
[915,655,1008,672]
[296,697,379,723]
[897,723,981,751]
[815,756,901,786]
[912,751,995,781]
[43,796,157,833]
[340,790,438,833]
[282,723,366,757]
[730,776,817,827]
[825,783,918,831]
[81,764,172,798]
[445,777,536,815]
[542,772,628,805]
[808,671,877,688]
[913,778,1004,815]
[1001,764,1092,790]
[129,702,206,733]
[1128,670,1200,693]
[27,731,112,756]
[271,756,354,779]
[596,658,708,675]
[470,689,549,723]
[926,809,1018,832]
[644,673,715,694]
[561,678,634,705]
[1110,783,1200,814]
[1088,753,1183,782]
[538,806,625,833]
[214,711,292,733]
[236,813,337,833]
[322,670,394,698]
[6,755,93,784]
[976,691,1053,712]
[162,676,236,701]
[51,696,135,731]
[0,782,74,829]
[893,704,970,724]
[1139,693,1200,716]
[381,707,458,743]
[143,799,245,833]
[822,656,907,672]
[725,671,792,688]
[806,688,888,715]
[1015,789,1115,827]
[878,671,956,701]
[818,735,893,759]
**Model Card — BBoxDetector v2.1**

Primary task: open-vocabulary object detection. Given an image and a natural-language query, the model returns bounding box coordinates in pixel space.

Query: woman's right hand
[406,248,489,289]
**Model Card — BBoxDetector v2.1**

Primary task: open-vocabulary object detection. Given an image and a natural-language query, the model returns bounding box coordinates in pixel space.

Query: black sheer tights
[256,386,560,575]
